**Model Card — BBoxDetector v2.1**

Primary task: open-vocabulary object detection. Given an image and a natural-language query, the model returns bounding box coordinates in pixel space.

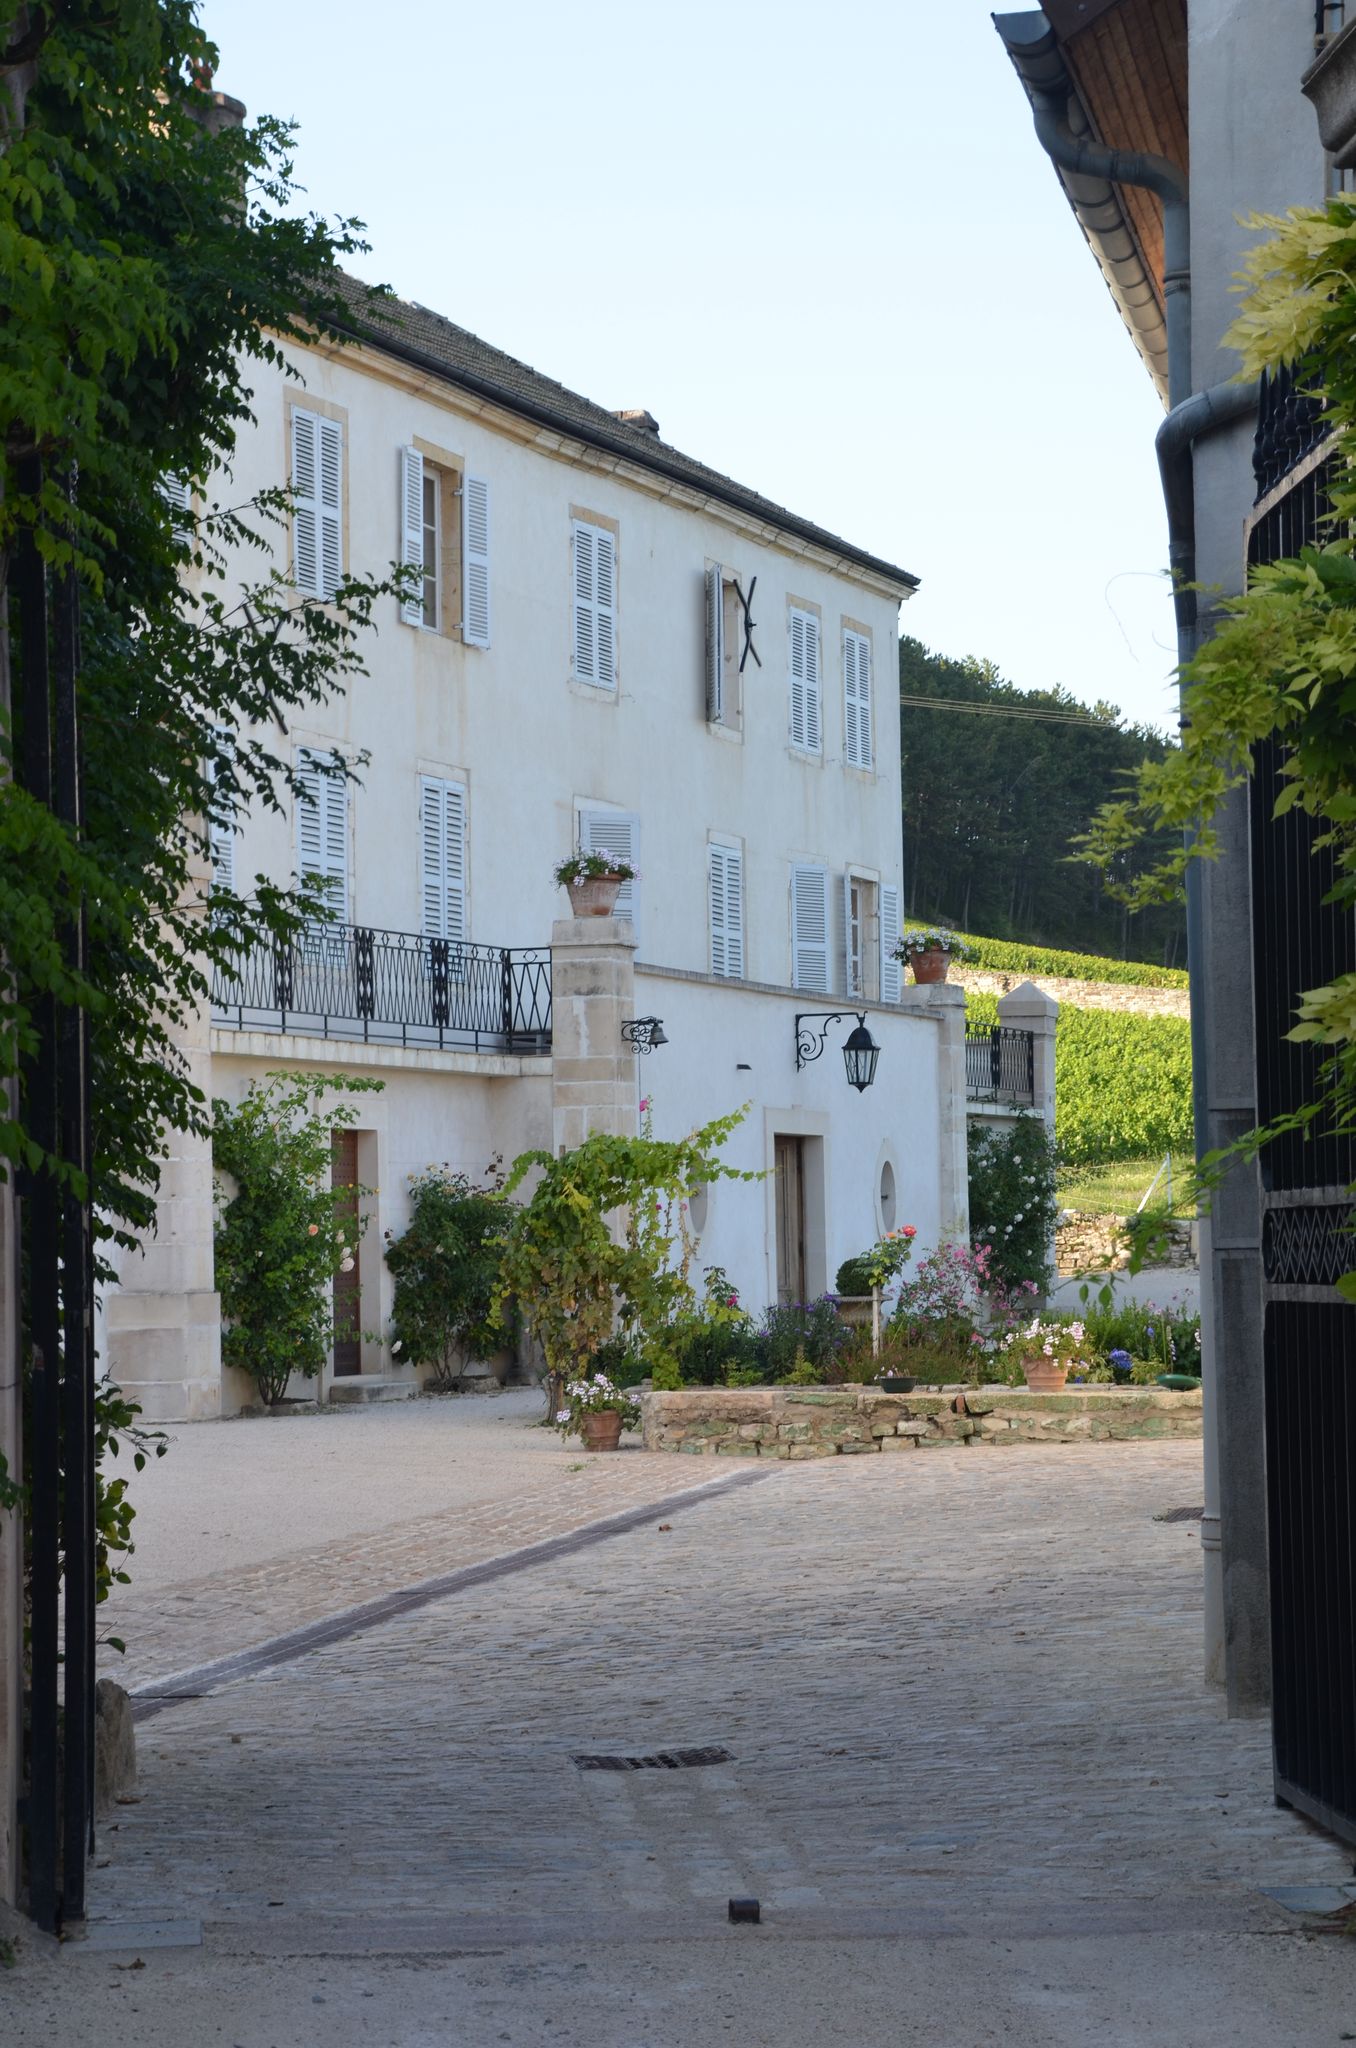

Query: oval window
[687,1182,710,1236]
[879,1160,897,1233]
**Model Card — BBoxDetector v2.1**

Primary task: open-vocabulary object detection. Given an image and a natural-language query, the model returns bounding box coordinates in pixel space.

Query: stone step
[326,1378,417,1407]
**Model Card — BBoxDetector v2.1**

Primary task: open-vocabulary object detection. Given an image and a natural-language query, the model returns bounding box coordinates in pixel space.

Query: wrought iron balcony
[212,922,552,1054]
[965,1025,1035,1105]
[1253,362,1328,503]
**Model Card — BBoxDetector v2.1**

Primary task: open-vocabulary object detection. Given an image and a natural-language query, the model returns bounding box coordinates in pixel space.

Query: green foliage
[496,1107,754,1401]
[956,933,1188,989]
[899,636,1186,964]
[834,1228,916,1298]
[967,1113,1058,1290]
[968,993,1193,1165]
[1071,1290,1202,1375]
[212,1073,381,1405]
[93,1377,168,1651]
[384,1162,508,1389]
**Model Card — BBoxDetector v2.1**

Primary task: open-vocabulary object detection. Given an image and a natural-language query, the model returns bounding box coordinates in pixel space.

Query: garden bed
[641,1385,1202,1457]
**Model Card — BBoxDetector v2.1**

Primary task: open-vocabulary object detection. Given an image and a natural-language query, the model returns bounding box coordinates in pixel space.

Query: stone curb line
[130,1462,777,1723]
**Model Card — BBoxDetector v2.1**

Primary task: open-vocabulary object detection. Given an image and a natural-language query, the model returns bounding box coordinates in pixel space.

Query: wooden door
[775,1135,806,1305]
[331,1130,361,1375]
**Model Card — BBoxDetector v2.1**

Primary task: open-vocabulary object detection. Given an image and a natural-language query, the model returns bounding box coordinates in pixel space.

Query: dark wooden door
[331,1130,361,1375]
[775,1135,806,1305]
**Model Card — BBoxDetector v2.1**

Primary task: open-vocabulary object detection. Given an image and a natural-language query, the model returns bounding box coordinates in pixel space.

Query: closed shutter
[844,629,873,768]
[297,752,349,923]
[420,777,467,941]
[293,410,343,600]
[579,808,638,929]
[705,564,724,722]
[573,521,616,687]
[161,473,194,542]
[399,446,424,625]
[790,609,821,753]
[710,842,744,979]
[462,475,491,646]
[791,862,830,992]
[880,883,902,1002]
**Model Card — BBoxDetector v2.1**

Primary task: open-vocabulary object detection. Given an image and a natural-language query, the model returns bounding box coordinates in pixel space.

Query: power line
[900,692,1156,733]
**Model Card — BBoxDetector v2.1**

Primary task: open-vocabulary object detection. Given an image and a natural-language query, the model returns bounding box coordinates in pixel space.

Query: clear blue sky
[200,0,1181,734]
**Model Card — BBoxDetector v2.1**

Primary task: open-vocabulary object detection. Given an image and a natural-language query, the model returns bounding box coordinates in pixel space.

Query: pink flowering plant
[553,1371,642,1438]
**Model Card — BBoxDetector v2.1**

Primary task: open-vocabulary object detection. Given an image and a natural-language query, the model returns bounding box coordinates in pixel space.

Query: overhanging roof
[995,2,1188,403]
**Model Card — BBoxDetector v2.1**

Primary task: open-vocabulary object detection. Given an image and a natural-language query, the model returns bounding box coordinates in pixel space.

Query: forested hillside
[899,638,1186,964]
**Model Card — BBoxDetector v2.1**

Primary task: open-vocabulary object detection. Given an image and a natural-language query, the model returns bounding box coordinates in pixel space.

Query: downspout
[1016,54,1260,1688]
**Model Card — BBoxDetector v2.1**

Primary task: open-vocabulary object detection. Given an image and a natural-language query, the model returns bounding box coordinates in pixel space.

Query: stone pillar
[0,1096,20,1907]
[998,981,1058,1138]
[104,857,222,1423]
[905,982,970,1244]
[550,917,640,1153]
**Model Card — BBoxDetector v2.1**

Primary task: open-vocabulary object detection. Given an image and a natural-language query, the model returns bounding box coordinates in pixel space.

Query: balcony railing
[212,922,552,1054]
[965,1026,1034,1105]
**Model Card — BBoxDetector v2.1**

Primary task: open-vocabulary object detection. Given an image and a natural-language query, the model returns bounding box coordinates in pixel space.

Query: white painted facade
[106,301,972,1419]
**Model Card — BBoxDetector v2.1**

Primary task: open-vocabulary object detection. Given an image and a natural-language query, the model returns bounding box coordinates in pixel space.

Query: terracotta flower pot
[580,1409,624,1452]
[565,875,622,917]
[908,948,949,985]
[1022,1357,1069,1393]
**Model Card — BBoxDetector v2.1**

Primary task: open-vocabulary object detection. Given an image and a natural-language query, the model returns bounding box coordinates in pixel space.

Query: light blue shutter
[400,447,424,625]
[292,410,320,596]
[573,521,615,686]
[844,629,872,768]
[420,778,467,941]
[318,416,342,599]
[462,475,491,646]
[710,842,743,979]
[705,565,724,722]
[297,752,348,922]
[880,884,902,1002]
[580,809,638,929]
[791,862,830,992]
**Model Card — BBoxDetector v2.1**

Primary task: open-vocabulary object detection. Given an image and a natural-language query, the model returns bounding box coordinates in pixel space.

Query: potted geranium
[554,1371,641,1452]
[554,850,636,918]
[894,929,971,985]
[1001,1316,1090,1392]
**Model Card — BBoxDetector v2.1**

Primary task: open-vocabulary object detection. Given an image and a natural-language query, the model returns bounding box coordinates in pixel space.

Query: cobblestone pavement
[12,1439,1355,2046]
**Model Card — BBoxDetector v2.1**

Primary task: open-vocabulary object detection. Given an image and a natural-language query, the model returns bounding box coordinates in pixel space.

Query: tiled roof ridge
[330,274,919,592]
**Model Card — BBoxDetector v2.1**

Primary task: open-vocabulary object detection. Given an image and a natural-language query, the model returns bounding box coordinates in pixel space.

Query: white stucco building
[105,284,979,1421]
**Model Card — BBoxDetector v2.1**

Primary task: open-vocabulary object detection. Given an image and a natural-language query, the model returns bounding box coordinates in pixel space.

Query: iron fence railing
[964,1025,1034,1104]
[212,922,552,1053]
[1253,362,1329,503]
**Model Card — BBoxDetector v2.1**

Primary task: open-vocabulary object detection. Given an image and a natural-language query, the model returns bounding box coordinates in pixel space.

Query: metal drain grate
[1154,1505,1205,1523]
[573,1745,733,1772]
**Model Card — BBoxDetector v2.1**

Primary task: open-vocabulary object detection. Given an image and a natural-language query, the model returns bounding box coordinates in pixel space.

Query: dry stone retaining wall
[953,967,1189,1020]
[1055,1211,1197,1276]
[642,1385,1202,1458]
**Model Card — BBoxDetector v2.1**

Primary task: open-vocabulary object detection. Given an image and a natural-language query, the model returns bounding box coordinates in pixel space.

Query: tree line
[898,636,1186,965]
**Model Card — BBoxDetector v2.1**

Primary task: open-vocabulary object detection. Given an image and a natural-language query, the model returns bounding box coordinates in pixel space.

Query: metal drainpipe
[1020,71,1261,1688]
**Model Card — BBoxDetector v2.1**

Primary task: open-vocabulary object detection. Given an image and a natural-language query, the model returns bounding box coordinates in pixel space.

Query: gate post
[549,915,640,1152]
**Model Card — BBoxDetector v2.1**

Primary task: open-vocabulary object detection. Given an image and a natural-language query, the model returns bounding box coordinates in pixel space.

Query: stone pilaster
[997,981,1059,1138]
[904,981,970,1244]
[550,916,640,1153]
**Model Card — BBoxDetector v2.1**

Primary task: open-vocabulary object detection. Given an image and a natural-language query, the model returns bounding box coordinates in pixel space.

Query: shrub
[384,1161,509,1389]
[968,1112,1058,1291]
[956,934,1188,989]
[757,1297,848,1383]
[834,1227,917,1298]
[213,1073,382,1405]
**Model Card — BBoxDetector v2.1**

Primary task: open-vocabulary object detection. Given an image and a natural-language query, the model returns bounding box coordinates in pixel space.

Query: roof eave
[994,8,1170,405]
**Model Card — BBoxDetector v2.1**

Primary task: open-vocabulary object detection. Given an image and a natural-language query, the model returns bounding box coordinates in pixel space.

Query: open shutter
[595,528,616,688]
[318,417,342,599]
[579,809,638,928]
[791,862,830,993]
[573,523,595,680]
[462,475,491,646]
[880,883,902,1002]
[804,613,821,753]
[292,410,320,596]
[400,447,424,625]
[844,629,872,768]
[709,842,744,979]
[297,752,348,923]
[420,777,467,941]
[789,610,808,750]
[705,565,725,722]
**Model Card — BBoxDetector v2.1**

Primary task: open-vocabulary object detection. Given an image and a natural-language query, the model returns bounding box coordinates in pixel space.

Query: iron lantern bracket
[795,1010,866,1071]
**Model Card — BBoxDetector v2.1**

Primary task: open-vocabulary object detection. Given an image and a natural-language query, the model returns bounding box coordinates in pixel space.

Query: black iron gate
[1247,369,1356,1843]
[12,453,97,1930]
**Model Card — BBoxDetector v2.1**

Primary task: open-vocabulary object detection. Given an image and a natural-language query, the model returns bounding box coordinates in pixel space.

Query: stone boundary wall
[641,1385,1202,1458]
[954,968,1189,1020]
[1056,1211,1197,1276]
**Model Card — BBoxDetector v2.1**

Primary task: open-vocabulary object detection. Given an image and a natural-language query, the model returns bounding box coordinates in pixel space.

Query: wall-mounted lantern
[794,1011,880,1092]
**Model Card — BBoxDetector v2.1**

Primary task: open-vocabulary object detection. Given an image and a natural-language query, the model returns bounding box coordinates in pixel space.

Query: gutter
[329,315,920,596]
